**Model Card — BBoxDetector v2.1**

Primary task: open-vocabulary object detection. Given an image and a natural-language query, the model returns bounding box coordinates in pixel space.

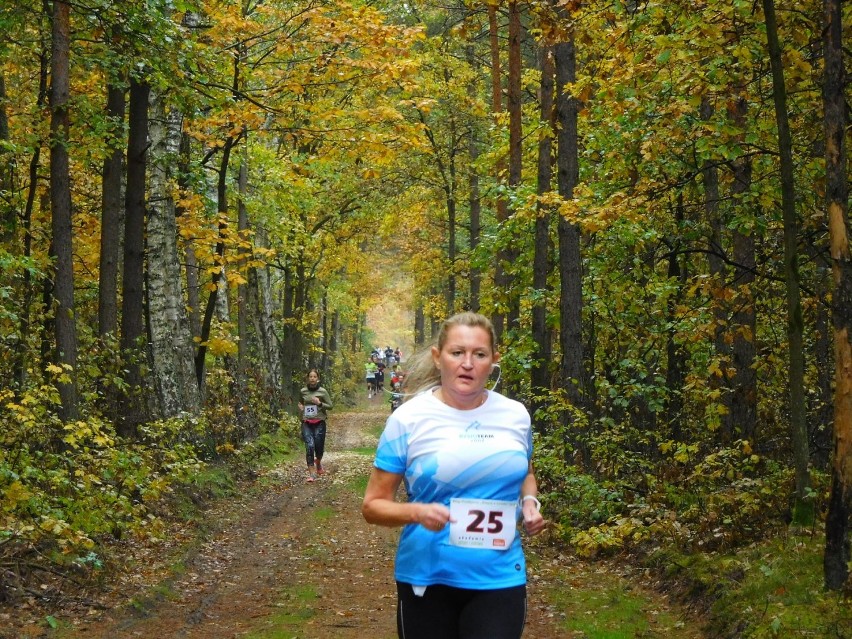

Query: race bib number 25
[449,498,517,550]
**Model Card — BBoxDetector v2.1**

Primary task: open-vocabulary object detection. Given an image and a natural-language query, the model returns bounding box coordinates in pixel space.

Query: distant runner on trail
[362,312,546,639]
[365,357,378,399]
[298,369,333,482]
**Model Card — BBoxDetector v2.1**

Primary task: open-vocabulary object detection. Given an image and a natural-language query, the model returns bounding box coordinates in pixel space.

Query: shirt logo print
[459,421,495,441]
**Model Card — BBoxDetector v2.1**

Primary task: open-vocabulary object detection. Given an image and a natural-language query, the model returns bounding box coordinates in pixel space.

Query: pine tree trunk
[466,43,481,313]
[555,29,587,466]
[504,0,522,336]
[762,0,811,520]
[822,0,852,592]
[118,74,150,438]
[49,0,78,421]
[487,4,507,342]
[98,77,125,338]
[531,42,554,432]
[555,36,583,408]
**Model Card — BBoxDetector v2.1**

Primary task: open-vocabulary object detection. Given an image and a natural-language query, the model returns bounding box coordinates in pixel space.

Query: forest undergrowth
[1,395,850,638]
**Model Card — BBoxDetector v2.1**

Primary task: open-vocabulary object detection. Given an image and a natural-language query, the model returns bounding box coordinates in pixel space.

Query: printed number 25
[466,509,504,534]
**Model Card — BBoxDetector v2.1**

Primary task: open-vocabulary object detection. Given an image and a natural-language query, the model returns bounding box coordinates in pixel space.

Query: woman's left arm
[520,463,546,536]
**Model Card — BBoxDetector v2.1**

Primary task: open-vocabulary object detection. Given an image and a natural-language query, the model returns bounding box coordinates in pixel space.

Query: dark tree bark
[48,0,78,421]
[701,96,732,433]
[118,74,150,438]
[555,36,584,404]
[487,3,508,342]
[665,196,688,441]
[466,43,481,313]
[177,130,201,339]
[13,46,48,391]
[762,0,811,521]
[504,0,522,335]
[531,42,554,433]
[99,80,125,338]
[195,135,236,389]
[727,95,757,444]
[414,304,425,346]
[822,0,851,592]
[812,264,834,468]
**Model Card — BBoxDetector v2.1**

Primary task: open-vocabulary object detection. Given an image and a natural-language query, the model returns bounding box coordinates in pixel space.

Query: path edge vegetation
[3,407,850,638]
[1,1,851,638]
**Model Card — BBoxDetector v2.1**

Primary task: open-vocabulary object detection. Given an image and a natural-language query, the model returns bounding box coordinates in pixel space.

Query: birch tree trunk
[146,92,201,417]
[249,224,283,411]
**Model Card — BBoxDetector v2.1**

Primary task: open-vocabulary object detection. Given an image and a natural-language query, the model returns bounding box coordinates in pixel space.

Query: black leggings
[396,582,526,639]
[301,420,326,466]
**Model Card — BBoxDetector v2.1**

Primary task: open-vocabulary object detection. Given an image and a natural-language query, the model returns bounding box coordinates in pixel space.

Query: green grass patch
[663,533,852,638]
[543,568,693,638]
[243,585,319,638]
[312,506,335,522]
[348,472,370,497]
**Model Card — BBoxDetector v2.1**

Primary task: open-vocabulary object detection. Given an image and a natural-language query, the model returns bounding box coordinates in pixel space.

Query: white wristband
[521,495,541,510]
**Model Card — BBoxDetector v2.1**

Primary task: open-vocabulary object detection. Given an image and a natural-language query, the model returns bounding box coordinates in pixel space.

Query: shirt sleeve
[374,414,408,474]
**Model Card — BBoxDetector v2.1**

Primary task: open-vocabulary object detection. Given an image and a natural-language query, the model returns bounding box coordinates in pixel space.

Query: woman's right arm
[362,468,450,531]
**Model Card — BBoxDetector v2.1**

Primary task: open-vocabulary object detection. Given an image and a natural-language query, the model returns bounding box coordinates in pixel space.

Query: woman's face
[432,325,496,398]
[308,371,319,385]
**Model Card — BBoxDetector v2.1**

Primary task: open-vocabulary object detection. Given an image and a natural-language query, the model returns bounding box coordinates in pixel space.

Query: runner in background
[297,369,333,482]
[375,358,385,394]
[362,312,545,639]
[365,357,378,399]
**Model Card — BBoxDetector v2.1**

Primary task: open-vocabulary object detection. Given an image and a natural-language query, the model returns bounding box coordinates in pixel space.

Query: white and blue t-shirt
[373,388,532,590]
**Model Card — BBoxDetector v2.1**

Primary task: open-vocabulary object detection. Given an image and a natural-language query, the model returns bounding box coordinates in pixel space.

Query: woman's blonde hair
[402,312,497,398]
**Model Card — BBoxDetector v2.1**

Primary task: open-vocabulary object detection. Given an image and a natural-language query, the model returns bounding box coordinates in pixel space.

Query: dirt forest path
[31,402,706,639]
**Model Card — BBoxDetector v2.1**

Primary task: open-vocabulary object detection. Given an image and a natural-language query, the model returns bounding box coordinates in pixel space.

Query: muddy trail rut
[7,404,707,639]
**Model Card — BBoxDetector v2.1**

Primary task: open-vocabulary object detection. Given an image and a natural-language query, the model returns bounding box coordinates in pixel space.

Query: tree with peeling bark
[822,0,851,593]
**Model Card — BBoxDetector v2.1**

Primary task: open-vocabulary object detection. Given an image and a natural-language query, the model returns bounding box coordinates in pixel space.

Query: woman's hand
[363,469,452,531]
[414,503,452,532]
[522,501,546,536]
